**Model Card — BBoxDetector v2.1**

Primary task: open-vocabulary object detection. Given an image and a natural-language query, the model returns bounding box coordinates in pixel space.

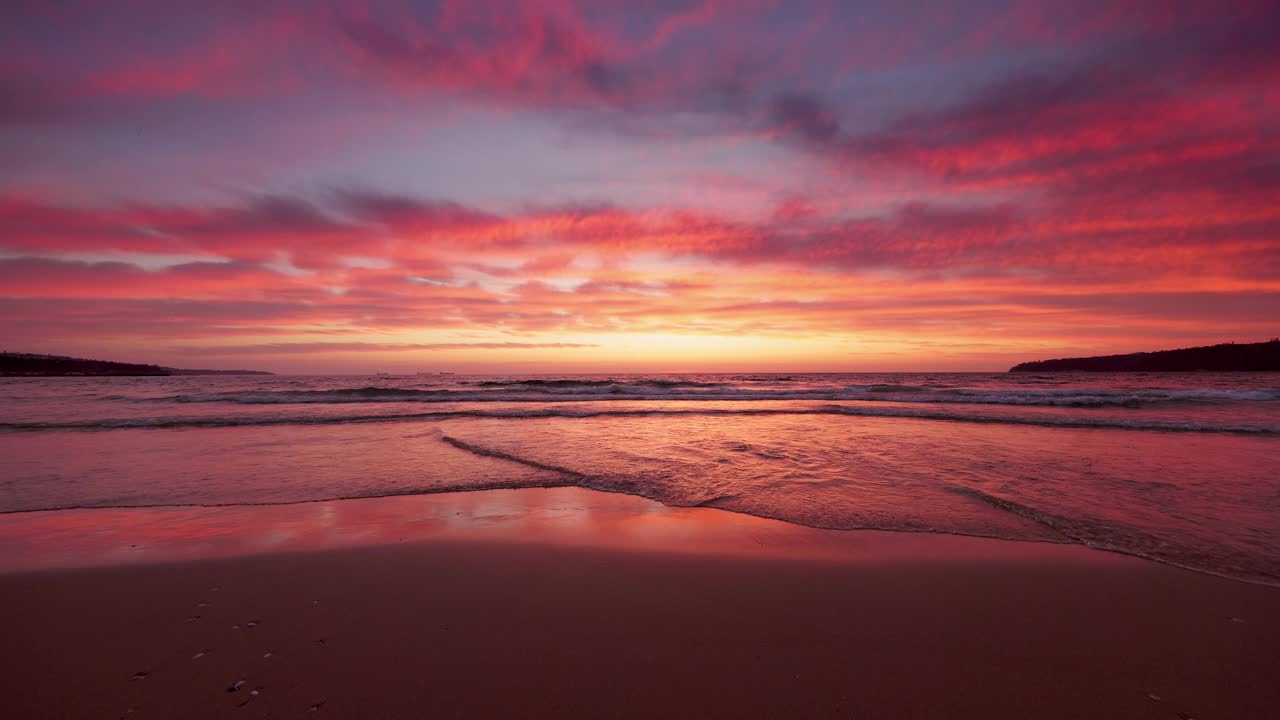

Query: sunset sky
[2,0,1277,373]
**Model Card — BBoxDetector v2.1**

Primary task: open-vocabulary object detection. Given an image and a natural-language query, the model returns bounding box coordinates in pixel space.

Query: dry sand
[0,488,1276,719]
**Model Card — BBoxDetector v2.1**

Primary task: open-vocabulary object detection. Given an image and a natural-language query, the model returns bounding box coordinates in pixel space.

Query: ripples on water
[1,372,1277,584]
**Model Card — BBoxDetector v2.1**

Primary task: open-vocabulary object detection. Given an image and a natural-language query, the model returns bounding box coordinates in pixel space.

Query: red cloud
[2,183,1276,359]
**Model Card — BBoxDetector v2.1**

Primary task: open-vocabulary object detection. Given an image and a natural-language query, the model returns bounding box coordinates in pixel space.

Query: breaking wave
[151,383,1280,407]
[3,403,1276,434]
[944,486,1277,586]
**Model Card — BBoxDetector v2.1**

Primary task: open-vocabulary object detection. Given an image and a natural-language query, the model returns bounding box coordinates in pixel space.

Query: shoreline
[2,488,1278,719]
[0,487,1102,574]
[1,486,1275,589]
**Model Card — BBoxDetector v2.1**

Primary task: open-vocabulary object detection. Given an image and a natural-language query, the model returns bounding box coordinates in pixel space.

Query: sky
[2,0,1277,373]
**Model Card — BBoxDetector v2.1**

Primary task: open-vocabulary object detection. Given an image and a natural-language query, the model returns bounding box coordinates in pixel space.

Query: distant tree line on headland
[1009,339,1280,372]
[0,352,272,376]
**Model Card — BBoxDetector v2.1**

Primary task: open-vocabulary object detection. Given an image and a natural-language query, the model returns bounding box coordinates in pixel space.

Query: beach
[2,488,1277,719]
[7,0,1280,712]
[8,0,1280,714]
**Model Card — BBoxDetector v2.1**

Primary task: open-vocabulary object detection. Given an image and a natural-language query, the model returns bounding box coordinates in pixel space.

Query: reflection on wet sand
[0,487,1133,573]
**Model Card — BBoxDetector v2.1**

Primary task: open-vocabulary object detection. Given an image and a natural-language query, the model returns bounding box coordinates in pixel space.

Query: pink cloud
[4,1,1278,368]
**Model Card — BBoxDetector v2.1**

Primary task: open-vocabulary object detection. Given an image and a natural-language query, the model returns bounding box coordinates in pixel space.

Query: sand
[1,488,1277,719]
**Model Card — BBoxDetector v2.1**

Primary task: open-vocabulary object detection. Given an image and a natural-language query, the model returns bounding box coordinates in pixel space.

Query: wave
[3,404,1276,434]
[0,477,579,516]
[945,486,1278,587]
[440,435,585,479]
[939,387,1280,405]
[822,404,1280,433]
[171,386,455,402]
[153,384,1280,407]
[865,384,930,393]
[10,433,1270,586]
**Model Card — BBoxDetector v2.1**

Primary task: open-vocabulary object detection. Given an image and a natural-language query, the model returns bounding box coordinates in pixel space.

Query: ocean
[1,372,1277,584]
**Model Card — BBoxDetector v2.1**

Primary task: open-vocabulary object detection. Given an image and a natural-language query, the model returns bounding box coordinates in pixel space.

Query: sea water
[1,372,1276,583]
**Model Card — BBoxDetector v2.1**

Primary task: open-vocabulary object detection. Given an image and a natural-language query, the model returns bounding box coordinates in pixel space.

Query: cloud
[768,92,841,143]
[3,185,1274,295]
[4,1,1279,367]
[333,189,500,232]
[172,341,601,355]
[823,7,1280,199]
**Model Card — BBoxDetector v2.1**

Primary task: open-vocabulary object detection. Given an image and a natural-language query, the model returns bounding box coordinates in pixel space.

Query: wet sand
[1,488,1277,719]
